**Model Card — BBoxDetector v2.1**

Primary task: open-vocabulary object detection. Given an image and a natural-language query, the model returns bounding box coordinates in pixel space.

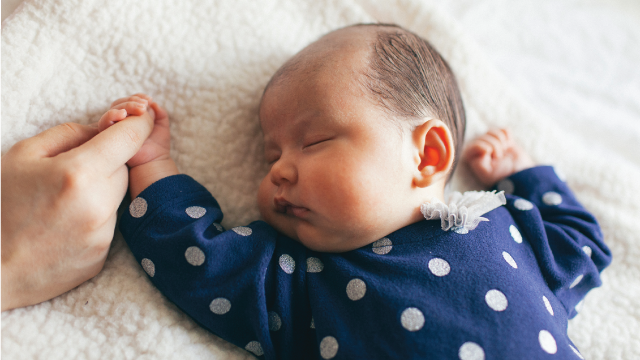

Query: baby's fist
[98,94,154,132]
[463,129,534,186]
[99,93,171,168]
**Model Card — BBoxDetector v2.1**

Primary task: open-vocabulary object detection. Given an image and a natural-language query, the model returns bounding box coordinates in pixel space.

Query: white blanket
[2,0,639,358]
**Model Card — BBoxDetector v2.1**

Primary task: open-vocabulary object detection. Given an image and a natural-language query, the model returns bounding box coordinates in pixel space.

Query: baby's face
[257,28,424,252]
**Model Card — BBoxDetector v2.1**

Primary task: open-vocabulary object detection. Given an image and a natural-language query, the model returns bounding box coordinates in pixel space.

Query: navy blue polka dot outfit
[120,166,611,359]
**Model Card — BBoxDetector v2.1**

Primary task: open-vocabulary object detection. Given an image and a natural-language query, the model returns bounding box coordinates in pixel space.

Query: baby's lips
[274,198,288,213]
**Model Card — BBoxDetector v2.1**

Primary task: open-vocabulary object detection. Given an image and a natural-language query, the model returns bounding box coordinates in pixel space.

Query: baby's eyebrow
[262,137,279,152]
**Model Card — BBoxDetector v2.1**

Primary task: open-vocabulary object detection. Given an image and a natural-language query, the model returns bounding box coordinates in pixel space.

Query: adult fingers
[68,111,155,176]
[20,122,100,158]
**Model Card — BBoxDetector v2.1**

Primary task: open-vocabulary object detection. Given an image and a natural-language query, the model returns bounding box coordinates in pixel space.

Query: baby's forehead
[259,26,403,129]
[267,27,375,87]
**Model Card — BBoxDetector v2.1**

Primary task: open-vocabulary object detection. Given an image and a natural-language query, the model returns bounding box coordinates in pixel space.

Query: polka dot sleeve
[119,175,313,359]
[496,166,612,318]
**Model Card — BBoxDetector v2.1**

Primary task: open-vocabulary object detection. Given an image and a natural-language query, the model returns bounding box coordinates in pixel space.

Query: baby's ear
[411,119,454,188]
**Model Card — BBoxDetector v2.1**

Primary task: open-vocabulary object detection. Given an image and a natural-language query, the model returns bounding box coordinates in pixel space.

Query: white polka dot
[372,237,393,254]
[570,274,583,289]
[279,254,295,274]
[346,279,366,301]
[268,311,281,331]
[209,297,231,315]
[232,226,252,236]
[538,330,557,354]
[497,178,515,194]
[400,307,425,331]
[141,258,155,277]
[542,192,562,206]
[185,246,205,266]
[310,317,315,329]
[185,206,206,218]
[485,289,508,311]
[502,251,517,269]
[569,344,584,359]
[428,258,450,277]
[582,246,592,257]
[319,336,339,359]
[130,197,148,218]
[514,198,533,211]
[543,296,554,316]
[458,342,485,360]
[306,257,324,273]
[245,341,264,356]
[509,225,523,244]
[554,167,567,181]
[213,222,224,232]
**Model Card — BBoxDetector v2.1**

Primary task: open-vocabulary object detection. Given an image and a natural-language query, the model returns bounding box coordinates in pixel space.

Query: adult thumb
[68,112,154,176]
[26,122,99,158]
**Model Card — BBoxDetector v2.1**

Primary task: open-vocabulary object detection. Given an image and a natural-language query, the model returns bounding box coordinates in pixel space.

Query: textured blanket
[2,0,639,358]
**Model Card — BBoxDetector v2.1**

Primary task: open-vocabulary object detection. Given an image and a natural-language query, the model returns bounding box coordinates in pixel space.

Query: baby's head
[257,24,465,252]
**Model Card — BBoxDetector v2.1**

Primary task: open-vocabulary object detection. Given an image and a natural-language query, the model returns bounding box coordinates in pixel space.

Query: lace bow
[420,191,506,234]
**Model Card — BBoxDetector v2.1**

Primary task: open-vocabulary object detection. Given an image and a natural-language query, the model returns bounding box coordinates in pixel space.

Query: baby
[106,24,610,359]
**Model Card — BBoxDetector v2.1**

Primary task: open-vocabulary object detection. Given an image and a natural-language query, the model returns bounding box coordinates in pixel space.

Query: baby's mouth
[274,197,309,218]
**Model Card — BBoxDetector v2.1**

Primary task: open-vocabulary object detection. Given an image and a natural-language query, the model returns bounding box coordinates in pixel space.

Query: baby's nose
[270,158,298,185]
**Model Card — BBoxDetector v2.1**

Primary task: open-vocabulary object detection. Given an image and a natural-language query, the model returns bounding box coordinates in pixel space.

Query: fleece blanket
[2,0,639,358]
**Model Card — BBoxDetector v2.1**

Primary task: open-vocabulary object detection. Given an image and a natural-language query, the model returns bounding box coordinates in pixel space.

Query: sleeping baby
[105,24,611,359]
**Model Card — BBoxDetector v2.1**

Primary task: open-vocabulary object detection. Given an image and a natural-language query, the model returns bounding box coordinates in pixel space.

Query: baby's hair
[354,23,466,180]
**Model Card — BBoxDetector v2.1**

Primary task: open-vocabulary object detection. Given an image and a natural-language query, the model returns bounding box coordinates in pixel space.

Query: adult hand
[1,108,154,311]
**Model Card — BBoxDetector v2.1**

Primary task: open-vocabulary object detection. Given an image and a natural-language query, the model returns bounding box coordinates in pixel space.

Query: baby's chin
[259,211,305,244]
[259,207,380,253]
[274,221,372,253]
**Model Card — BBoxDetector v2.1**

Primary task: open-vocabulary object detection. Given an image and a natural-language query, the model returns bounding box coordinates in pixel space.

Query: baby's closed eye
[265,153,280,165]
[303,136,334,149]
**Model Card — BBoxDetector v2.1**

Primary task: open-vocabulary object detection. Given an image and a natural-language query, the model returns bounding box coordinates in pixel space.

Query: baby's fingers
[479,134,504,159]
[149,102,167,123]
[98,109,128,132]
[464,139,488,159]
[111,101,147,116]
[111,95,149,108]
[485,128,509,142]
[464,139,498,179]
[130,93,153,102]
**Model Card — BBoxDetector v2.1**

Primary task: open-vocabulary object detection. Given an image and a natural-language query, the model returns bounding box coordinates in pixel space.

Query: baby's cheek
[256,176,273,219]
[344,170,401,226]
[325,172,378,222]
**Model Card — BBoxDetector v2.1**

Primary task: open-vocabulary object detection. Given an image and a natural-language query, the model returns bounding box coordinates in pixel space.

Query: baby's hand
[99,94,171,168]
[463,129,535,186]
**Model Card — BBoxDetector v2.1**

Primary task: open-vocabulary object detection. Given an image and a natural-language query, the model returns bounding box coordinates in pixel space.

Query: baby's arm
[463,129,535,186]
[99,94,178,198]
[465,129,611,317]
[107,95,314,358]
